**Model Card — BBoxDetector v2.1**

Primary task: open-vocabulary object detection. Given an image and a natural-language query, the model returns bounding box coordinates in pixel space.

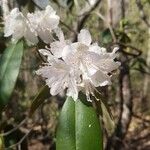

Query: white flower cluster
[3,4,120,101]
[36,29,120,101]
[4,5,60,44]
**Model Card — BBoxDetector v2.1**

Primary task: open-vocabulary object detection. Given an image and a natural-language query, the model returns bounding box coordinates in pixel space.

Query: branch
[133,113,150,124]
[136,0,150,27]
[1,118,27,136]
[60,20,77,35]
[94,11,117,42]
[73,0,102,41]
[116,42,142,57]
[5,128,32,150]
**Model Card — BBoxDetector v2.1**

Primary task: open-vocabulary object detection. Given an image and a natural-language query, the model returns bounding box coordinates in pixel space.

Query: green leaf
[0,134,5,150]
[56,95,103,150]
[0,41,23,110]
[29,85,50,117]
[101,102,115,135]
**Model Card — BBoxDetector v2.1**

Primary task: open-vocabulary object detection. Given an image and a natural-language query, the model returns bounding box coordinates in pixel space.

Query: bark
[142,28,150,111]
[105,54,133,150]
[107,0,129,27]
[73,0,101,42]
[105,0,133,149]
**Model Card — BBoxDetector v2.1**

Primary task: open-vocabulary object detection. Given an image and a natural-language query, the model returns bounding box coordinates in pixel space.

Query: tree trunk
[105,54,133,150]
[105,0,133,149]
[142,28,150,111]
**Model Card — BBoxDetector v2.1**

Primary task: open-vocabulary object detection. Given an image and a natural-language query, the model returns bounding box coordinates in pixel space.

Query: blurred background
[0,0,150,149]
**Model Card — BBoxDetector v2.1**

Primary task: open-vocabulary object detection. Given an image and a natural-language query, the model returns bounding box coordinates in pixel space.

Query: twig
[133,113,150,124]
[136,0,150,27]
[5,128,32,150]
[60,20,77,35]
[73,0,101,41]
[31,0,42,10]
[94,11,117,42]
[116,42,142,57]
[132,68,150,75]
[1,118,27,136]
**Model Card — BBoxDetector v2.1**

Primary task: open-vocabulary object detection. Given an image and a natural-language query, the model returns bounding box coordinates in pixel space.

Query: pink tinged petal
[110,47,119,59]
[24,28,38,45]
[72,43,89,53]
[9,19,24,41]
[36,66,53,78]
[112,47,119,53]
[45,15,60,30]
[78,29,92,46]
[50,79,64,95]
[37,29,51,44]
[50,41,66,58]
[4,18,14,37]
[45,5,57,16]
[89,44,107,55]
[97,59,120,72]
[42,5,60,30]
[39,49,51,56]
[90,70,111,87]
[62,45,74,60]
[39,49,55,63]
[4,8,25,41]
[89,44,101,54]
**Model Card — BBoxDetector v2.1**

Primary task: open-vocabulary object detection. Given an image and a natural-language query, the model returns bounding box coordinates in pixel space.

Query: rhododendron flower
[50,28,70,58]
[4,5,60,45]
[27,5,60,43]
[36,29,120,101]
[36,58,80,100]
[4,8,38,44]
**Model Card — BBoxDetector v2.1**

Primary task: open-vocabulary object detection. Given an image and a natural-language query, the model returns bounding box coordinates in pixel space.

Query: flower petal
[78,29,92,45]
[90,70,111,87]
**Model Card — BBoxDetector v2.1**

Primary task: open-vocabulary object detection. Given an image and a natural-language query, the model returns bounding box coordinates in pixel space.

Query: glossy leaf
[56,95,103,150]
[0,41,23,110]
[29,85,50,117]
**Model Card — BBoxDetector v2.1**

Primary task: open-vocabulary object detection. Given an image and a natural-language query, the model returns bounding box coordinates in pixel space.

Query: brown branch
[133,113,150,124]
[73,0,102,42]
[60,20,77,35]
[136,0,150,27]
[116,42,142,57]
[1,118,27,136]
[94,11,117,42]
[5,128,32,150]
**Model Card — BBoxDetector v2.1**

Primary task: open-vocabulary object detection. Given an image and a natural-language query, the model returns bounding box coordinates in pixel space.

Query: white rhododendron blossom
[36,29,120,101]
[50,28,70,58]
[3,3,120,101]
[4,5,60,44]
[27,5,60,43]
[4,8,38,44]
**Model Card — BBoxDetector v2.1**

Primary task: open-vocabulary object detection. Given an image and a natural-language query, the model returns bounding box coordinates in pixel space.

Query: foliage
[0,41,23,110]
[0,0,149,149]
[56,96,103,150]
